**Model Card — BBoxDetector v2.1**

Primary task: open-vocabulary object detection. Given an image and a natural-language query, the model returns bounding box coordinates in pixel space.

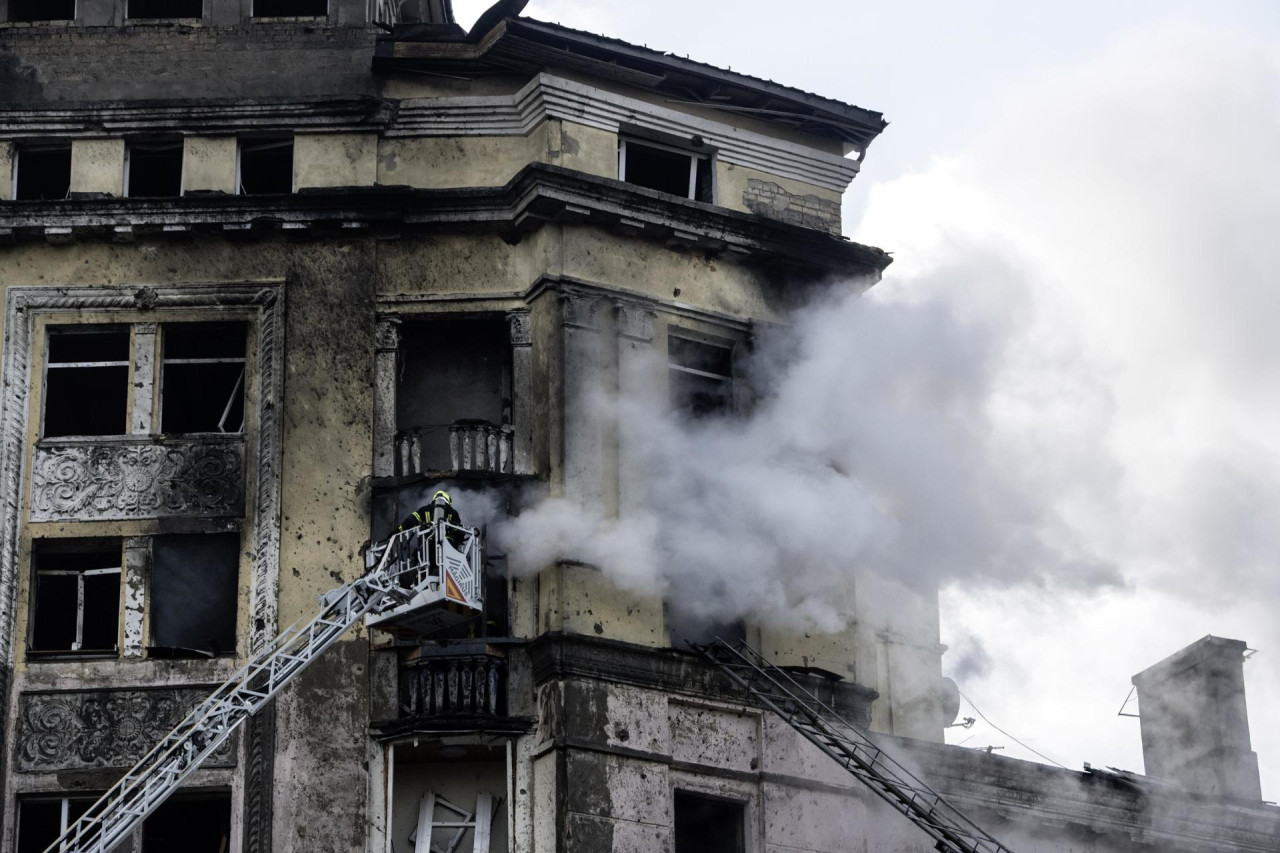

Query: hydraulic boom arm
[43,520,482,853]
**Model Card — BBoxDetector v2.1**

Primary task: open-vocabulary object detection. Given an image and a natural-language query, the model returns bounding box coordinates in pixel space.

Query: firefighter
[398,489,461,532]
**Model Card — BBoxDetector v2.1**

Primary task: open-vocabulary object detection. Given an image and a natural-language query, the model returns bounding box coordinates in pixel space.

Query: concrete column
[182,136,238,195]
[560,291,608,506]
[614,299,656,515]
[122,537,149,659]
[70,139,125,197]
[372,316,401,478]
[131,323,157,435]
[0,142,13,202]
[507,309,533,476]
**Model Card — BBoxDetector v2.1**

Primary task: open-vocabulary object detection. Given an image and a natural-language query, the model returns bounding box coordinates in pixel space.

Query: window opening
[668,334,734,419]
[619,138,712,203]
[238,138,293,195]
[128,0,203,18]
[16,796,96,853]
[14,144,72,201]
[126,139,184,197]
[252,0,328,17]
[30,540,122,656]
[8,0,76,22]
[142,791,232,853]
[396,317,512,475]
[160,322,247,434]
[43,326,131,438]
[149,533,239,658]
[674,791,745,853]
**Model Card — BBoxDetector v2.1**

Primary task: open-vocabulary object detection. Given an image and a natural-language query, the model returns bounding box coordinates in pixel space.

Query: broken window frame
[7,0,78,23]
[618,136,714,203]
[126,0,204,19]
[124,138,185,198]
[159,322,248,435]
[15,794,98,853]
[13,142,73,201]
[251,0,329,18]
[28,539,124,658]
[667,331,736,419]
[41,324,132,439]
[236,136,295,195]
[147,532,241,659]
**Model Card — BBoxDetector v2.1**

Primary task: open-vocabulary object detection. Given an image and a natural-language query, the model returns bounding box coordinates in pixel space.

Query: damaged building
[0,1,1276,851]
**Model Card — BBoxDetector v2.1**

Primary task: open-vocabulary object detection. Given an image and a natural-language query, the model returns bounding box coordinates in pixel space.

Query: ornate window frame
[0,283,286,684]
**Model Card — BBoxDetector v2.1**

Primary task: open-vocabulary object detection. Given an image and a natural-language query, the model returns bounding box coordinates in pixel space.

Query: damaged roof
[375,5,888,151]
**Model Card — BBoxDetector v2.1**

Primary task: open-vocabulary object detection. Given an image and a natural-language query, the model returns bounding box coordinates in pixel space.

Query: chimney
[1131,635,1262,800]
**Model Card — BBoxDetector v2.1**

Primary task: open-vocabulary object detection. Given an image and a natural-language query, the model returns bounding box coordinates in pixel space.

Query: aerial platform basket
[364,520,484,637]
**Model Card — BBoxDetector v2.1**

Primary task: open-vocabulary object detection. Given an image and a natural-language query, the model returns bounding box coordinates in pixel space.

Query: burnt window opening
[674,791,746,853]
[126,140,184,198]
[160,322,247,434]
[620,138,713,203]
[669,334,734,419]
[127,0,203,18]
[8,0,77,22]
[666,601,745,654]
[252,0,328,17]
[43,326,131,438]
[14,144,72,201]
[238,138,293,195]
[16,796,96,853]
[149,533,239,659]
[396,317,512,476]
[142,791,232,853]
[29,541,122,656]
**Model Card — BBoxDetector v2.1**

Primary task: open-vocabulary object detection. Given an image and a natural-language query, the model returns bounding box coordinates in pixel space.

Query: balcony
[395,420,514,478]
[399,649,508,721]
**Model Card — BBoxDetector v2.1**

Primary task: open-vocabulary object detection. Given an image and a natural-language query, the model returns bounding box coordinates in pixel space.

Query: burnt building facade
[0,2,1275,852]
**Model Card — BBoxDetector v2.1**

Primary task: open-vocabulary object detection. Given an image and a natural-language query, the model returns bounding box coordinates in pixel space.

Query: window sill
[0,20,78,28]
[250,16,329,23]
[26,650,119,661]
[124,18,205,26]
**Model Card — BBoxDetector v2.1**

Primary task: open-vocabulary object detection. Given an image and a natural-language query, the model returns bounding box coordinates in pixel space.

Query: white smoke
[494,241,1125,632]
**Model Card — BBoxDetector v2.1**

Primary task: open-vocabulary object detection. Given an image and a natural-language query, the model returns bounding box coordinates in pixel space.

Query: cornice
[392,74,860,192]
[0,163,891,278]
[0,98,390,138]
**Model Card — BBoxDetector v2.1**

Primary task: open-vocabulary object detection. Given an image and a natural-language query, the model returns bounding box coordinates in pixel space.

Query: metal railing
[400,652,507,719]
[370,0,399,26]
[395,421,513,477]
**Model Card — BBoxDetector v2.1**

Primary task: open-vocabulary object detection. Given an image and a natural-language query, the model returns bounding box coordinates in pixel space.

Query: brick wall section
[742,178,842,235]
[0,22,380,102]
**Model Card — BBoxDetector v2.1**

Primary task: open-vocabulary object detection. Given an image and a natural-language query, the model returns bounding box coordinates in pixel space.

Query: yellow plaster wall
[559,224,783,323]
[182,136,238,195]
[539,562,665,647]
[294,132,379,190]
[550,120,617,180]
[716,161,842,216]
[377,128,549,189]
[71,138,125,196]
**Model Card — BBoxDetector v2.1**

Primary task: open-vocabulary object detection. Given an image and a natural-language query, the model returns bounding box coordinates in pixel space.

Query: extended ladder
[698,639,1013,853]
[43,520,483,853]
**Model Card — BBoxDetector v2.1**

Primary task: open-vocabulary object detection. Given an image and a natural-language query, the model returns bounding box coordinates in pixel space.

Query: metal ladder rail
[700,639,1014,853]
[43,525,452,853]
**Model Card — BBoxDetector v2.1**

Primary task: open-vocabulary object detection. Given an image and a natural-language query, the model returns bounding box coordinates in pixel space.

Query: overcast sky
[455,0,1280,800]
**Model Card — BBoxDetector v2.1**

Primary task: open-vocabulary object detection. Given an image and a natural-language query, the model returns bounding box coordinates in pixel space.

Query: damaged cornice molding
[0,98,391,139]
[391,73,860,192]
[0,164,890,277]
